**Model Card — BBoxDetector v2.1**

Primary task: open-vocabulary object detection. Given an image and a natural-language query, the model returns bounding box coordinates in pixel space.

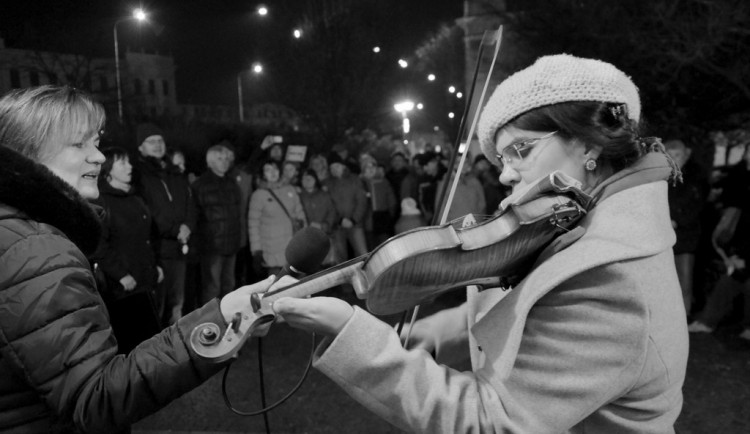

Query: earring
[584,158,597,171]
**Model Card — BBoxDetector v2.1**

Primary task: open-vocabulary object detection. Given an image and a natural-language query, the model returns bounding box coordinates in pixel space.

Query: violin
[190,171,591,362]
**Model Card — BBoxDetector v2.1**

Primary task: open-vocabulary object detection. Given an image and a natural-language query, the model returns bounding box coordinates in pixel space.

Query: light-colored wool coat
[312,178,688,433]
[248,185,306,268]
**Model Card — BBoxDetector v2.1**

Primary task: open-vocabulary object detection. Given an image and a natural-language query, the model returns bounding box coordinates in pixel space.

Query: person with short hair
[192,144,242,303]
[326,154,369,262]
[273,55,688,433]
[0,85,273,432]
[92,146,162,354]
[249,160,307,276]
[132,122,196,325]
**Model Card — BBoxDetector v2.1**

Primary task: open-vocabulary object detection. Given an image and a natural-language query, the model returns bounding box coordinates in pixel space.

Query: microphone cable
[220,332,317,433]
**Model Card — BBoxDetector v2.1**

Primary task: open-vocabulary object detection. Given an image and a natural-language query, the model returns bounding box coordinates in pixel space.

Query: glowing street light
[417,103,424,110]
[448,112,455,119]
[456,92,463,99]
[113,8,148,122]
[293,29,302,39]
[238,63,264,122]
[257,5,268,16]
[373,46,381,53]
[394,100,415,143]
[448,85,456,93]
[398,59,408,68]
[428,74,436,81]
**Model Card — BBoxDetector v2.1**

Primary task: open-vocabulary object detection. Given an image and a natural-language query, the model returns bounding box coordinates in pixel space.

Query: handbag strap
[266,188,294,222]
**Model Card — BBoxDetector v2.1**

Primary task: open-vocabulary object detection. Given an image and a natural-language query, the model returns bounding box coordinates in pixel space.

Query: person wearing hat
[132,122,196,326]
[272,54,688,432]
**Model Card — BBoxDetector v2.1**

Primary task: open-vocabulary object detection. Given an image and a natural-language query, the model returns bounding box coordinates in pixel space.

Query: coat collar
[0,146,102,256]
[471,156,676,379]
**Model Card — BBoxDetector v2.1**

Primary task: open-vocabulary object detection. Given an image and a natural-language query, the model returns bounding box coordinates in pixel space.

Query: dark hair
[261,159,282,181]
[509,101,650,174]
[301,168,320,189]
[100,146,130,180]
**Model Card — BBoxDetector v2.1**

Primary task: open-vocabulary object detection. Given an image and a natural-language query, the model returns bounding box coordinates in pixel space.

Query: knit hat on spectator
[136,123,164,146]
[477,54,641,165]
[327,151,345,167]
[400,198,421,216]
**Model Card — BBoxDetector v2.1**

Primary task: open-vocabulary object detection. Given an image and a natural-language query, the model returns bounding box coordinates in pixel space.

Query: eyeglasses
[495,130,558,170]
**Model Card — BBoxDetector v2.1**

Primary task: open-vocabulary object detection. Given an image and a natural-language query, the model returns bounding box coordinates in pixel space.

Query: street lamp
[113,8,147,122]
[237,62,263,123]
[394,100,415,146]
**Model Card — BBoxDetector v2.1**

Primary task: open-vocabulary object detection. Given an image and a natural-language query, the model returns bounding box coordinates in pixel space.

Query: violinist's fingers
[273,296,353,337]
[267,275,298,293]
[233,275,276,296]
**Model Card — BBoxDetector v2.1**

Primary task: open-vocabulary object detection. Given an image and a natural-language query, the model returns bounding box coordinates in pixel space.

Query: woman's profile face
[263,163,280,183]
[495,126,589,193]
[109,155,132,186]
[43,130,105,199]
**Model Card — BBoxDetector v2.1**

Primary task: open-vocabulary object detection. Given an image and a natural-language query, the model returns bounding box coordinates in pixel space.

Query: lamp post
[113,8,147,122]
[237,62,263,123]
[394,100,415,141]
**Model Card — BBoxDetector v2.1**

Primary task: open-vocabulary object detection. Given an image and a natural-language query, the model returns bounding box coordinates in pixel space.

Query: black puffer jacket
[93,181,159,299]
[192,170,242,256]
[0,146,230,433]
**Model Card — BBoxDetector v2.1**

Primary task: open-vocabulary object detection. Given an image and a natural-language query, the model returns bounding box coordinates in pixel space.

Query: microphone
[274,226,331,282]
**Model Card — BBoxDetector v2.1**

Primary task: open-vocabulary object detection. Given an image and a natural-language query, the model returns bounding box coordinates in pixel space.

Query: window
[100,76,108,91]
[163,80,169,96]
[134,78,142,94]
[10,69,20,88]
[149,79,155,95]
[29,71,39,86]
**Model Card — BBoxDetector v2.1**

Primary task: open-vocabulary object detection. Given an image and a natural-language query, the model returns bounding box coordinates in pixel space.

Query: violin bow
[403,26,504,348]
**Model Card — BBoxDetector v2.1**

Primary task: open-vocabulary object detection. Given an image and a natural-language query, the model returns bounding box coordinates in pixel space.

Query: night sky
[0,0,463,105]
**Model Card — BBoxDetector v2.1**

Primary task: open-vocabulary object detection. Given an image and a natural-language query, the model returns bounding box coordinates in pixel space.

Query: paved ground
[133,295,750,434]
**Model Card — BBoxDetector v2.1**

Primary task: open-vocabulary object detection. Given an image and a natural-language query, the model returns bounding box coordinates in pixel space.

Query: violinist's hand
[273,297,354,337]
[219,276,275,324]
[399,319,437,354]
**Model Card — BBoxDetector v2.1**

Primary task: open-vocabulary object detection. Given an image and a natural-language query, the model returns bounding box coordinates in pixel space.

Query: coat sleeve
[95,205,129,283]
[352,183,369,225]
[248,190,264,253]
[313,264,654,433]
[290,190,308,225]
[0,232,230,433]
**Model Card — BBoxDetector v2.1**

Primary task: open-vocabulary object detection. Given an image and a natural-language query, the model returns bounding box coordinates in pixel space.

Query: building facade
[0,37,177,120]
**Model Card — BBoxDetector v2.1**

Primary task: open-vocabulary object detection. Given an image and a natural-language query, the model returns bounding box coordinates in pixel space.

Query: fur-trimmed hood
[0,145,102,256]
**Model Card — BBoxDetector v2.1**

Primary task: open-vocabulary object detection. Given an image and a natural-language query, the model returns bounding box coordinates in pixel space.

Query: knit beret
[136,123,164,147]
[477,54,640,164]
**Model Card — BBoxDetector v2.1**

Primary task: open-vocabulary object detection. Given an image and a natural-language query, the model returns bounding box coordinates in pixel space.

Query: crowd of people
[0,51,748,432]
[88,121,510,350]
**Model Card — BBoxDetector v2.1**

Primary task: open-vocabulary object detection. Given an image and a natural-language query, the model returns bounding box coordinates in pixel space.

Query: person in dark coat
[665,139,709,314]
[299,169,338,266]
[93,146,162,354]
[132,122,196,325]
[0,85,273,433]
[689,150,750,341]
[415,151,441,223]
[325,154,369,262]
[192,144,242,303]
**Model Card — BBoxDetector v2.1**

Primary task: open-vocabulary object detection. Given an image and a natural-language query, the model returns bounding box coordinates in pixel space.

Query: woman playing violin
[274,55,688,433]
